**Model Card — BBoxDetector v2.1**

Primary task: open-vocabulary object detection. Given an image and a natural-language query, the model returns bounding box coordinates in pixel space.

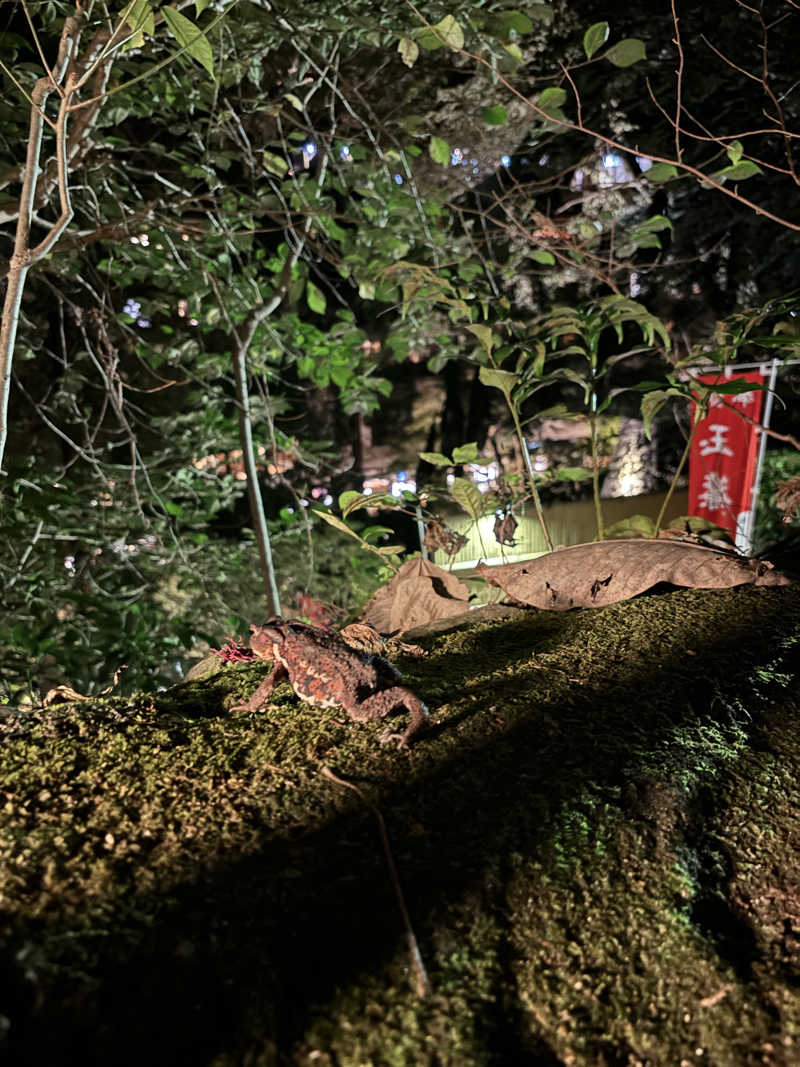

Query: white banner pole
[741,358,780,554]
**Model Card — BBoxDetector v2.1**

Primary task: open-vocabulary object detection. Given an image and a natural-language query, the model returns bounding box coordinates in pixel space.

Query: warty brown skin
[230,618,429,748]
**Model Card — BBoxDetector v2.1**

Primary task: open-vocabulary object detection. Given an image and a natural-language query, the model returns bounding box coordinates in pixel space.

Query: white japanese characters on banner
[688,370,765,550]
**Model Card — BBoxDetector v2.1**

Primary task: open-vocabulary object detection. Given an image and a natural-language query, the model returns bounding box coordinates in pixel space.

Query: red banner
[688,370,765,548]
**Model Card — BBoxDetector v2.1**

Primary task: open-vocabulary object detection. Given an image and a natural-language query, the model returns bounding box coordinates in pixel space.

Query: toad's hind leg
[349,686,429,748]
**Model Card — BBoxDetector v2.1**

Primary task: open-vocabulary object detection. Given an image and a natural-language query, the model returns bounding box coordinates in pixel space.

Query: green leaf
[605,38,646,67]
[604,514,656,539]
[643,162,679,183]
[398,36,419,67]
[313,509,361,541]
[531,249,555,265]
[479,366,518,393]
[339,491,362,513]
[433,14,464,50]
[414,26,443,50]
[551,467,593,482]
[419,451,453,467]
[726,140,743,166]
[712,160,763,182]
[262,150,287,176]
[162,6,215,80]
[122,0,154,50]
[640,389,677,439]
[537,86,567,115]
[667,515,727,536]
[362,524,397,543]
[429,135,451,165]
[583,21,609,59]
[452,442,480,464]
[465,324,495,353]
[498,10,534,35]
[195,0,211,13]
[283,92,303,110]
[634,214,672,233]
[306,279,327,315]
[376,544,406,556]
[415,14,464,51]
[482,104,508,125]
[451,477,485,519]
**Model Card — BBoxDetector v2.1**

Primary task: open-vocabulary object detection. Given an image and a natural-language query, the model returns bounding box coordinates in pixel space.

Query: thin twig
[733,403,800,451]
[21,0,58,92]
[403,0,800,234]
[319,764,430,998]
[670,0,684,162]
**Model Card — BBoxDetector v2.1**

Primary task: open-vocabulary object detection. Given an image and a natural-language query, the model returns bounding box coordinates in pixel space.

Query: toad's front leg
[230,662,289,714]
[346,686,429,749]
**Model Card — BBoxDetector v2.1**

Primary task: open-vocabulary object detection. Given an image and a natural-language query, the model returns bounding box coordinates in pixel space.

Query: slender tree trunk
[0,78,52,470]
[0,4,88,470]
[232,336,281,616]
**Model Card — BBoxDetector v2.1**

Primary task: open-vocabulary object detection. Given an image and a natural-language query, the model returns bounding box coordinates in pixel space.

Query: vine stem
[320,765,430,998]
[654,404,703,536]
[507,392,553,552]
[589,408,605,540]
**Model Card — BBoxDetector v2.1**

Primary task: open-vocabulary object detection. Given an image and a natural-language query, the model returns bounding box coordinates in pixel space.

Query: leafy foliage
[1,0,799,691]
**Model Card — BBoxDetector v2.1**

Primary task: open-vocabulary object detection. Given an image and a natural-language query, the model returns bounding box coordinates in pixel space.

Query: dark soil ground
[1,583,799,1066]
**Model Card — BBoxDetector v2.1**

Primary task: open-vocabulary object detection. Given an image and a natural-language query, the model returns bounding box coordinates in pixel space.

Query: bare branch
[671,0,685,162]
[21,0,59,93]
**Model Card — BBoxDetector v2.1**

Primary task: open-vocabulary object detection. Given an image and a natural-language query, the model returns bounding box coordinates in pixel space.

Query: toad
[230,618,429,748]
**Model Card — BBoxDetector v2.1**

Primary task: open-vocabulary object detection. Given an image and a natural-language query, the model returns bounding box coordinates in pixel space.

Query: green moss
[1,584,799,1065]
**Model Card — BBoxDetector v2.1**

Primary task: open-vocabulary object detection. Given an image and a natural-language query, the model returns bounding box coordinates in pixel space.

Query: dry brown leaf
[339,623,427,658]
[775,476,800,525]
[41,664,128,706]
[42,684,85,707]
[476,539,790,611]
[361,558,471,634]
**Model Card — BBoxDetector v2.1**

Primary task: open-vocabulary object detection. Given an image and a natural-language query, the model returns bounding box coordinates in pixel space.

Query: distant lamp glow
[603,153,623,169]
[500,154,511,167]
[393,173,403,184]
[303,142,317,158]
[340,145,352,161]
[636,156,653,171]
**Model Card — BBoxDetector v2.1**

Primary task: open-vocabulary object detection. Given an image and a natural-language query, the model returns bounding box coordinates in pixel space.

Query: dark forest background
[2,0,800,700]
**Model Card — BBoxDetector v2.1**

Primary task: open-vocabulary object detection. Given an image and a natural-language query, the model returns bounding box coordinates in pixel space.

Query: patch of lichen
[1,585,799,1065]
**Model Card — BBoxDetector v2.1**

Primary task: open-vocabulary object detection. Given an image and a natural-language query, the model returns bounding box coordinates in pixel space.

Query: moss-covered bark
[1,584,799,1066]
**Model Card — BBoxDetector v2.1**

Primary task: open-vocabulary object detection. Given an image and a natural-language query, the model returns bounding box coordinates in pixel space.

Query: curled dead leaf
[42,684,85,707]
[775,476,800,525]
[477,539,790,611]
[361,557,471,634]
[423,519,468,557]
[41,664,128,706]
[339,623,427,658]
